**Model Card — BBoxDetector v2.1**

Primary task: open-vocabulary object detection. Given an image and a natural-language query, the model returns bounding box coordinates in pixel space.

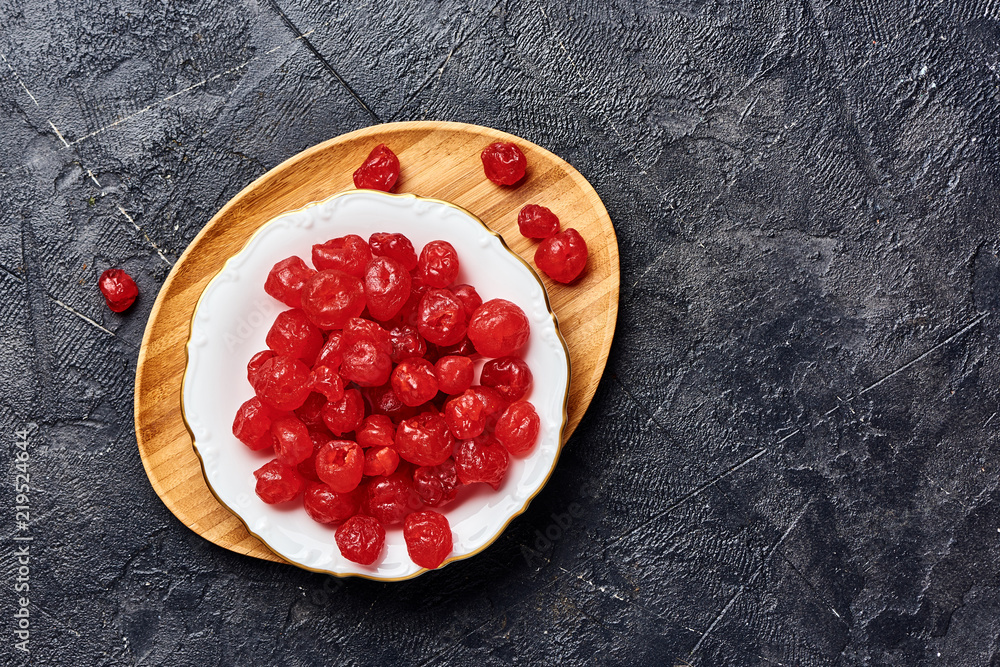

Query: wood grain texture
[134,121,619,562]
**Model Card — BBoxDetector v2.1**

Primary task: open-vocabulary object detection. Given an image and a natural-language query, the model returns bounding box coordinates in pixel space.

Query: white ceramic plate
[183,190,571,580]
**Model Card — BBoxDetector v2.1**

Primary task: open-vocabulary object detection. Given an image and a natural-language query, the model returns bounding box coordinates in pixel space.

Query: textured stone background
[2,0,1000,664]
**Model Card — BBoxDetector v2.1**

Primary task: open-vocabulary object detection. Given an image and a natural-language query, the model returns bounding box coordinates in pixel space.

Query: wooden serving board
[134,121,620,563]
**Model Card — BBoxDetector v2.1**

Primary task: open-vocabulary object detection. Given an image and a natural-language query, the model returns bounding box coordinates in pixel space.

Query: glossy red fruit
[300,270,366,329]
[266,309,324,365]
[450,284,482,317]
[364,446,400,476]
[417,288,467,346]
[418,240,460,288]
[444,390,489,440]
[315,440,365,493]
[303,482,360,524]
[340,320,393,387]
[253,459,305,503]
[495,401,540,455]
[294,392,328,429]
[297,451,322,483]
[362,470,422,525]
[271,415,314,465]
[404,511,453,569]
[412,459,460,507]
[315,332,344,371]
[320,388,365,436]
[342,317,392,352]
[312,234,372,278]
[247,350,275,386]
[469,385,508,427]
[369,232,417,270]
[517,204,560,239]
[388,324,427,363]
[265,256,315,308]
[353,144,400,192]
[454,436,509,490]
[467,299,530,358]
[253,355,312,411]
[310,366,345,402]
[336,515,385,565]
[481,141,526,186]
[362,383,420,424]
[535,228,588,284]
[434,355,474,395]
[364,256,412,321]
[431,337,478,360]
[395,412,454,466]
[391,358,439,407]
[356,414,396,449]
[99,268,139,312]
[233,397,275,451]
[480,356,533,402]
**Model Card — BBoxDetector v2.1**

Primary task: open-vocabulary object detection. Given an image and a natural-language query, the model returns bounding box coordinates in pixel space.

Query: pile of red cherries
[231,140,583,571]
[235,234,545,570]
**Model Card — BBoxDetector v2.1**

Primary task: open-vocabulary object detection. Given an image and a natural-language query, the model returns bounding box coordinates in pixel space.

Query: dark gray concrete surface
[2,0,999,664]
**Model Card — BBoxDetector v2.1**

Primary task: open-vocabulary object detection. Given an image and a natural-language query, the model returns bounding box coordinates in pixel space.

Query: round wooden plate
[134,121,620,563]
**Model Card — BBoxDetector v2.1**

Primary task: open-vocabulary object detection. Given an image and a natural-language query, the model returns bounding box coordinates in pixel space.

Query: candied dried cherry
[444,390,489,440]
[450,284,482,317]
[247,350,275,386]
[535,228,588,284]
[369,232,417,270]
[517,204,560,239]
[388,324,427,363]
[467,299,530,358]
[469,385,508,425]
[254,459,305,503]
[434,355,474,395]
[418,240,460,288]
[339,319,393,387]
[233,397,275,451]
[271,415,314,465]
[310,366,345,402]
[265,256,315,308]
[341,344,392,388]
[294,392,328,429]
[301,270,366,329]
[356,414,396,449]
[362,470,422,524]
[404,511,453,570]
[336,515,385,565]
[364,446,400,476]
[266,309,324,365]
[315,440,364,493]
[312,235,372,278]
[417,288,467,346]
[495,401,540,456]
[303,482,360,524]
[321,388,365,436]
[391,358,439,407]
[412,459,460,507]
[315,332,344,371]
[353,144,400,192]
[364,256,411,321]
[454,436,509,490]
[99,268,139,313]
[395,412,454,466]
[297,451,322,483]
[253,355,312,411]
[481,141,526,186]
[480,356,533,402]
[363,383,420,424]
